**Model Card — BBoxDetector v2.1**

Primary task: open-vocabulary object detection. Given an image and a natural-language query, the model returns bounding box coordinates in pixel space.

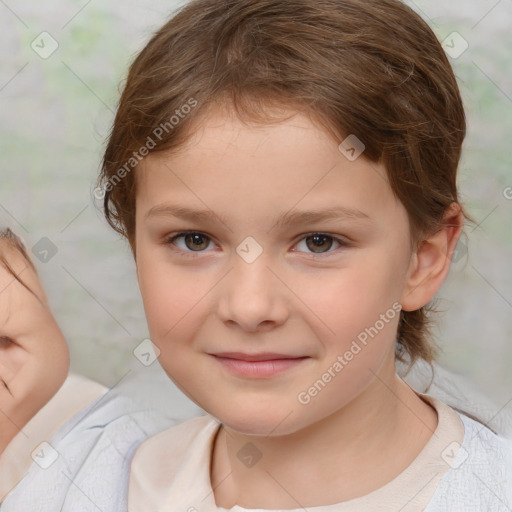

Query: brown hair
[97,0,474,371]
[0,228,38,298]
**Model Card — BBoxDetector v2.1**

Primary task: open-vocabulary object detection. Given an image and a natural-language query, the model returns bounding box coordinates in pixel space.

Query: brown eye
[164,231,214,254]
[183,233,210,251]
[294,233,347,255]
[305,234,334,253]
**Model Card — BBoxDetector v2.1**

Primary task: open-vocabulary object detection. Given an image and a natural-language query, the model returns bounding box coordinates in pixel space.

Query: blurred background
[0,1,511,407]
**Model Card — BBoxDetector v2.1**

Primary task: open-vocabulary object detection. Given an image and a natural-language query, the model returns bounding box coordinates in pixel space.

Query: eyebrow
[145,204,229,225]
[145,204,371,228]
[272,206,371,229]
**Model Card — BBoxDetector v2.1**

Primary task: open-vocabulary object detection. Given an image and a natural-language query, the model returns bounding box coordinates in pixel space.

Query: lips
[211,352,306,361]
[209,352,309,378]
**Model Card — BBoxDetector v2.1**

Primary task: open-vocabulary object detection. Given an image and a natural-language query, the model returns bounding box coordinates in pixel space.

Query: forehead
[163,106,337,164]
[136,109,404,229]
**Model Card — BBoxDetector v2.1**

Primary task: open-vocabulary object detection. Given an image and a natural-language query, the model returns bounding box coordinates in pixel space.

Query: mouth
[209,352,310,378]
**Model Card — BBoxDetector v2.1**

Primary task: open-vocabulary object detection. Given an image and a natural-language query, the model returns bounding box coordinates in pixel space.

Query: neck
[211,368,438,509]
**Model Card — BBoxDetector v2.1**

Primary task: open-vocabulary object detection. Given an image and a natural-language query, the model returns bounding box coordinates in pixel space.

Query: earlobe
[401,203,464,312]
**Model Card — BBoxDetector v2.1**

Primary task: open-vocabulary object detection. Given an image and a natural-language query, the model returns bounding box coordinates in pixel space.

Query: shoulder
[128,414,220,510]
[130,413,218,474]
[457,411,512,476]
[425,409,512,512]
[2,368,197,512]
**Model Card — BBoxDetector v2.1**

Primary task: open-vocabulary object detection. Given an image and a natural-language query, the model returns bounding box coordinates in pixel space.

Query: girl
[96,0,512,510]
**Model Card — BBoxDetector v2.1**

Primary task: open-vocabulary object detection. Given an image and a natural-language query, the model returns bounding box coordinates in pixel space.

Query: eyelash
[163,231,349,259]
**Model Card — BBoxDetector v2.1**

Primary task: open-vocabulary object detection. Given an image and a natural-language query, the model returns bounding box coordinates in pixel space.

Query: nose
[216,251,289,332]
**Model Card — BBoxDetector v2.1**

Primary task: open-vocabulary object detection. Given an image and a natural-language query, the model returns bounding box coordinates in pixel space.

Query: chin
[210,404,305,437]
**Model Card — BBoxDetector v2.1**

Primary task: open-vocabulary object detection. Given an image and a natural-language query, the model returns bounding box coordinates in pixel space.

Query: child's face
[0,244,69,447]
[135,108,419,436]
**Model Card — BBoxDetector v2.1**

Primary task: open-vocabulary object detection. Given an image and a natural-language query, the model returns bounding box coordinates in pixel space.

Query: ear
[401,202,464,312]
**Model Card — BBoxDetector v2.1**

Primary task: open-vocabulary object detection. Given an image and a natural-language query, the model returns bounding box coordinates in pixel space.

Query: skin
[134,105,463,508]
[0,242,69,455]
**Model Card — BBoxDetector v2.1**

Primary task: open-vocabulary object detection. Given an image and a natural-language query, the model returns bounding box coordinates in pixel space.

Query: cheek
[295,275,401,417]
[137,249,209,350]
[296,253,404,393]
[305,259,401,335]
